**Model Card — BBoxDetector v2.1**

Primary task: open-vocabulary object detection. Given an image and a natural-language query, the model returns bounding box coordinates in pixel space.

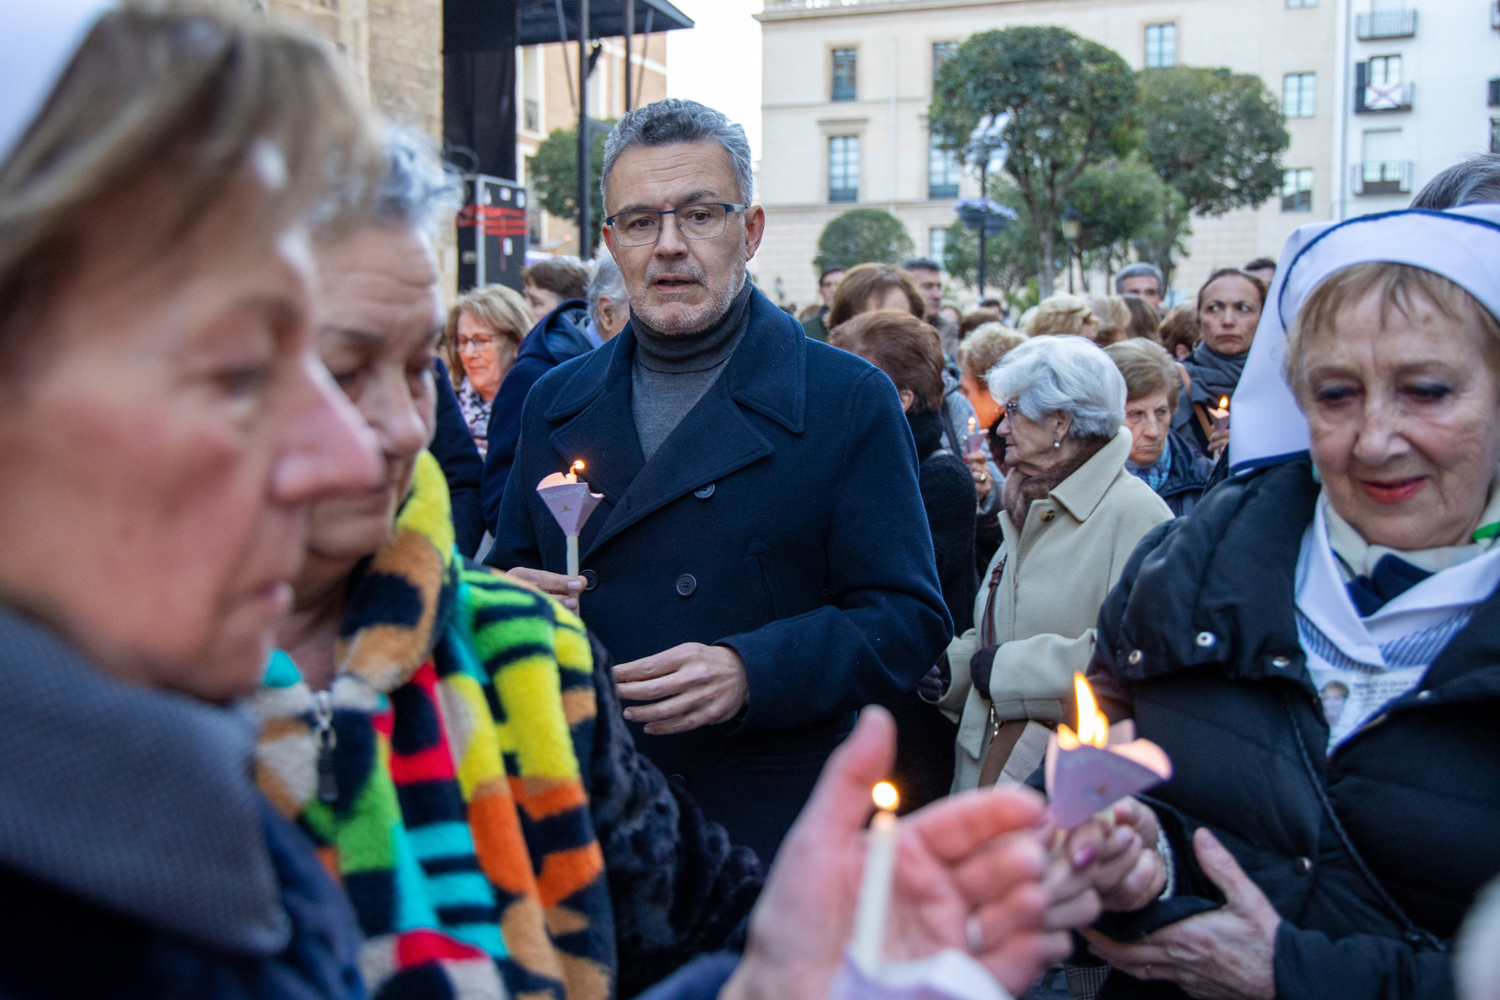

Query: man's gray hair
[1115,262,1164,295]
[373,123,464,236]
[1412,153,1500,210]
[601,99,753,206]
[587,251,627,327]
[987,335,1125,441]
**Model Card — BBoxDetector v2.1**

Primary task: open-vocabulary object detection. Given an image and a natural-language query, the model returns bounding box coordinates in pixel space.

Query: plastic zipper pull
[313,690,338,805]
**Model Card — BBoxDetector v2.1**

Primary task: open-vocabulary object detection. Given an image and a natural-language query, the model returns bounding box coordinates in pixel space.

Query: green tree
[1138,67,1288,218]
[1129,189,1193,291]
[526,121,613,254]
[814,208,916,274]
[930,26,1138,297]
[1066,155,1178,287]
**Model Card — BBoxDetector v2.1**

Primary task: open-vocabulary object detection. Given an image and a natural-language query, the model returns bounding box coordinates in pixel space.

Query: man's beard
[633,255,747,334]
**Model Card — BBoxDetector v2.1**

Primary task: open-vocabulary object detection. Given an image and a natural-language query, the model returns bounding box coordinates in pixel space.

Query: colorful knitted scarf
[255,451,612,1000]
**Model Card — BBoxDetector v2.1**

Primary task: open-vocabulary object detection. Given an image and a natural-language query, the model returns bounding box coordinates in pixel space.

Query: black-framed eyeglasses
[604,203,748,247]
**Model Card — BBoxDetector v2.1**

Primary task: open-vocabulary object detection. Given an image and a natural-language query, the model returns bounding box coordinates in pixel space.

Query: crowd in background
[5,5,1500,1000]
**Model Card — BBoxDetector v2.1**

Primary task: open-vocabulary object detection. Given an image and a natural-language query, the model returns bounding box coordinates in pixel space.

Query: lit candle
[1044,675,1172,830]
[537,461,604,579]
[850,781,900,972]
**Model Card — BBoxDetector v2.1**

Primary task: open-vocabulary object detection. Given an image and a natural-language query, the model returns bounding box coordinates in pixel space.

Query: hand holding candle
[537,460,604,577]
[964,415,987,461]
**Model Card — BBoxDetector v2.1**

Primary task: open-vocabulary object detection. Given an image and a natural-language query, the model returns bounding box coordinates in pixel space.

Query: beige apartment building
[516,35,670,254]
[754,0,1338,308]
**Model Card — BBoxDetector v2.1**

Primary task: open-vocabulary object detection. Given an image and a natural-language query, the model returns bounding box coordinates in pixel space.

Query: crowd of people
[4,4,1500,1000]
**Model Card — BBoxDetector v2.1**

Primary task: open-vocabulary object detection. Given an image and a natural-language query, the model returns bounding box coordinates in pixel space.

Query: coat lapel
[542,289,806,558]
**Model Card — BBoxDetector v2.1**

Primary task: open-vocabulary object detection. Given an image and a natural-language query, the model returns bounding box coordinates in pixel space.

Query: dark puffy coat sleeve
[920,452,979,634]
[481,355,554,534]
[430,359,486,558]
[484,384,548,573]
[1273,924,1454,1000]
[717,369,953,733]
[585,635,763,998]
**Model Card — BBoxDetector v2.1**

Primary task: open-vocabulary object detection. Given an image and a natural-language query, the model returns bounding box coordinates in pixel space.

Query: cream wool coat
[934,427,1172,791]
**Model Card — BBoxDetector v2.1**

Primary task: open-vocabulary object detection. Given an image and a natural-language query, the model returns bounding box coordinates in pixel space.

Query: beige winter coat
[933,427,1172,792]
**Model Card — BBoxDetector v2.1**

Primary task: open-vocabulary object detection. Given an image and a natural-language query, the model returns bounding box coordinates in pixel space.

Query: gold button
[1040,509,1055,522]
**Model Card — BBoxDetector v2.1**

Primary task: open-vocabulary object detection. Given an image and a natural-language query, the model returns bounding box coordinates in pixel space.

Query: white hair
[372,123,463,236]
[587,251,627,328]
[987,334,1126,440]
[601,99,753,205]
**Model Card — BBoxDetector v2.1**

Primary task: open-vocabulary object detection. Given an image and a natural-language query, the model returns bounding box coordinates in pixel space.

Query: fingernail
[1114,828,1133,848]
[568,581,584,592]
[623,710,635,721]
[1072,846,1095,869]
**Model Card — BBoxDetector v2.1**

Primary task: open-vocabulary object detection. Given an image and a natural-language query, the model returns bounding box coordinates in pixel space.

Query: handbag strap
[979,555,1006,649]
[1282,694,1447,953]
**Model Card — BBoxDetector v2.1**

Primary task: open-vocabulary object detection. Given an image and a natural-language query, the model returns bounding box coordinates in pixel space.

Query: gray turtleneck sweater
[630,281,754,461]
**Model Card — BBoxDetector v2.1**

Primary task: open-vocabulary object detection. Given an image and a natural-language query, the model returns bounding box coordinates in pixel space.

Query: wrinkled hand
[1069,799,1167,912]
[1208,425,1230,456]
[505,566,583,611]
[1082,828,1280,1000]
[967,457,993,502]
[720,707,1070,1000]
[614,642,748,734]
[1031,817,1105,934]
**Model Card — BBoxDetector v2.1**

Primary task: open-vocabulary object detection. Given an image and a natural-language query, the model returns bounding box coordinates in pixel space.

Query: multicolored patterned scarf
[255,451,612,1000]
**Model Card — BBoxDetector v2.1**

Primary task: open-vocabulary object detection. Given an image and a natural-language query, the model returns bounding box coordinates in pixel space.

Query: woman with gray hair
[924,335,1172,792]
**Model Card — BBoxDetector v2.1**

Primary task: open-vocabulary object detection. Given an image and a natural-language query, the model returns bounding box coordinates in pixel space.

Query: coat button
[1195,631,1217,648]
[1271,656,1291,669]
[581,569,599,592]
[1416,689,1433,701]
[1295,857,1313,875]
[675,574,697,597]
[1128,650,1143,665]
[694,483,716,499]
[1040,509,1056,522]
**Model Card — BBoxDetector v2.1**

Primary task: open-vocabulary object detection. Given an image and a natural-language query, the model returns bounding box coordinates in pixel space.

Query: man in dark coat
[1079,459,1500,1000]
[479,297,595,532]
[486,99,951,863]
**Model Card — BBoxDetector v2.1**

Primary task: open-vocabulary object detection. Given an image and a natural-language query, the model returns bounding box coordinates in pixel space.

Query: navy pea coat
[487,288,952,863]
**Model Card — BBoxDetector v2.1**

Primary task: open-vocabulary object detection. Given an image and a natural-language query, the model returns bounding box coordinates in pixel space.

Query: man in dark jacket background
[486,99,951,863]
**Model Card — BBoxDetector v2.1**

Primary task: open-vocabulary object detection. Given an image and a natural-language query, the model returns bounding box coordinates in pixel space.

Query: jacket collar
[541,287,808,555]
[1049,427,1133,523]
[1158,432,1210,497]
[1109,459,1500,705]
[0,605,290,955]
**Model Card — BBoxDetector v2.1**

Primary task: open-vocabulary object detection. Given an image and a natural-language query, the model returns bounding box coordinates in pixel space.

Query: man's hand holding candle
[616,643,750,735]
[720,707,1073,1000]
[505,566,585,611]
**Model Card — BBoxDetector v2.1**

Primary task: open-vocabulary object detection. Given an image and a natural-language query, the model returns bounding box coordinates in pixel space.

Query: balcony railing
[1352,161,1414,196]
[764,0,923,9]
[1356,80,1414,112]
[1356,8,1417,38]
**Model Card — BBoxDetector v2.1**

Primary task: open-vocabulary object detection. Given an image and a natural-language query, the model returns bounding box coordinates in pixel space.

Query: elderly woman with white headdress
[1058,206,1500,1000]
[924,335,1172,793]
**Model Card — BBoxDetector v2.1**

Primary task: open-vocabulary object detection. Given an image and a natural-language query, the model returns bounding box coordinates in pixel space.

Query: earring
[1053,440,1062,449]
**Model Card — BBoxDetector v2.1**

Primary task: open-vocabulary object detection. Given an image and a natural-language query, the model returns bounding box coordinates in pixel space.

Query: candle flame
[1218,396,1230,410]
[1074,674,1110,748]
[571,460,586,474]
[872,781,899,811]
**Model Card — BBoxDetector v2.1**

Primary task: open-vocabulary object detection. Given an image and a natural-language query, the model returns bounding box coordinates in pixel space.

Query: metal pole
[577,0,590,257]
[977,159,987,299]
[624,0,634,113]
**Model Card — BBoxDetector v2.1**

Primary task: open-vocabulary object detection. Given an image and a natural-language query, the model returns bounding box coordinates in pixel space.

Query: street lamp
[1060,206,1082,295]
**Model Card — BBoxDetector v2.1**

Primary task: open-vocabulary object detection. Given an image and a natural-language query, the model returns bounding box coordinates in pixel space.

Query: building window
[1144,24,1177,68]
[1369,54,1402,89]
[1286,0,1316,6]
[929,135,961,200]
[933,42,958,83]
[832,48,857,102]
[1283,73,1316,117]
[829,136,860,203]
[1281,168,1313,212]
[929,228,948,264]
[524,99,540,133]
[1357,55,1410,113]
[1491,118,1500,154]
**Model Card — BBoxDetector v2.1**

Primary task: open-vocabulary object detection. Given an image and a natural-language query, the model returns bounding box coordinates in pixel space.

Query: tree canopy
[930,26,1137,297]
[1138,67,1289,218]
[815,208,916,274]
[526,121,613,254]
